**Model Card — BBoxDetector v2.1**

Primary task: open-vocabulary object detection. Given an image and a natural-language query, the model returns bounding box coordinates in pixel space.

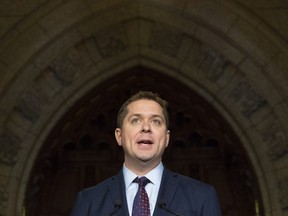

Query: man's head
[115,91,170,174]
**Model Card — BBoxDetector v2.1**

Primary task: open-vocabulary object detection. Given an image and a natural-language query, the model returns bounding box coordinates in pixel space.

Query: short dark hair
[117,91,169,128]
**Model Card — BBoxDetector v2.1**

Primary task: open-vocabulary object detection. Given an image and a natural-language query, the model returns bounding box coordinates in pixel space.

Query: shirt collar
[123,162,164,189]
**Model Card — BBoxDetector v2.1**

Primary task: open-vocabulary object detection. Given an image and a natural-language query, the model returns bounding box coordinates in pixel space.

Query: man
[70,91,222,216]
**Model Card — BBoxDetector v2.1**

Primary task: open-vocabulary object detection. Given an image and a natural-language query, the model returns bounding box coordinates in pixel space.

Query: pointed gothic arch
[25,66,262,215]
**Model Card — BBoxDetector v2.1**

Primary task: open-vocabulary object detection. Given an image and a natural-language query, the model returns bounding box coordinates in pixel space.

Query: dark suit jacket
[70,168,222,216]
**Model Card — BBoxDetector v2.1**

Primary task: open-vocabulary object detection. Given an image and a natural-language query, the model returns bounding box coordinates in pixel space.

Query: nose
[141,121,151,133]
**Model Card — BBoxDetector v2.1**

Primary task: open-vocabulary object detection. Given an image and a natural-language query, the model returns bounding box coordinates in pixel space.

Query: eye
[151,118,161,125]
[131,118,141,124]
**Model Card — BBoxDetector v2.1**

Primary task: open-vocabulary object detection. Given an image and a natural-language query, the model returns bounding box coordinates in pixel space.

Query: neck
[125,159,161,176]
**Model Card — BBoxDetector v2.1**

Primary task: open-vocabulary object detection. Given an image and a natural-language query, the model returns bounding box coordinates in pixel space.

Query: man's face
[115,99,170,169]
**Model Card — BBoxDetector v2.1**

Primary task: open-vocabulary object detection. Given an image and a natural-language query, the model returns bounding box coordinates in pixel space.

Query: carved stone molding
[0,134,20,165]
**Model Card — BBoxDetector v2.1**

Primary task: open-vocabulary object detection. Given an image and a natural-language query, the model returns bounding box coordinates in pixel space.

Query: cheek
[120,132,132,145]
[123,127,138,137]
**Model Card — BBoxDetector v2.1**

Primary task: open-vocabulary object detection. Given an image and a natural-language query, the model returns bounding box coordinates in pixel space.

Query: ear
[165,130,170,147]
[115,128,122,146]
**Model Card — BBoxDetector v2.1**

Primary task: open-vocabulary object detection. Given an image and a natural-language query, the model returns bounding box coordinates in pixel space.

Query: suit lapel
[106,168,180,216]
[153,169,180,215]
[106,170,129,216]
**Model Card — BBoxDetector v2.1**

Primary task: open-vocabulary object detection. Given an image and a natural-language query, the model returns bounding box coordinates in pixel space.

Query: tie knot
[134,176,150,187]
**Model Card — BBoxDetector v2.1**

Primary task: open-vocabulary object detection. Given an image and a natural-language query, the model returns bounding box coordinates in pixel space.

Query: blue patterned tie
[132,177,151,216]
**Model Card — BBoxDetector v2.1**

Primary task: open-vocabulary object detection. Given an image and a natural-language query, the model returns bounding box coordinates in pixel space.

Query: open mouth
[137,139,153,145]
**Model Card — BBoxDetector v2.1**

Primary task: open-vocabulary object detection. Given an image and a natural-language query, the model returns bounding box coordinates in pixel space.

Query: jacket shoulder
[166,169,216,193]
[78,175,118,198]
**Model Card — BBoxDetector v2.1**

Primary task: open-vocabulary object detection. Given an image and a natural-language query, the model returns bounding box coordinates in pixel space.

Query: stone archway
[25,66,262,215]
[0,1,287,216]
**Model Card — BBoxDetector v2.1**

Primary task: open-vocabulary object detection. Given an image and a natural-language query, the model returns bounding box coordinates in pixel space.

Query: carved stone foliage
[150,24,182,57]
[228,80,267,118]
[196,45,235,85]
[14,75,53,123]
[14,88,43,123]
[95,25,128,58]
[183,36,237,89]
[0,184,8,216]
[179,29,285,162]
[182,34,268,120]
[259,119,288,160]
[14,44,91,123]
[279,175,288,210]
[49,48,84,86]
[0,134,20,165]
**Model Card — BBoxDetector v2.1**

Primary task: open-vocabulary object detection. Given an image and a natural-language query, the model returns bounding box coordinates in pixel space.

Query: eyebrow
[128,114,165,120]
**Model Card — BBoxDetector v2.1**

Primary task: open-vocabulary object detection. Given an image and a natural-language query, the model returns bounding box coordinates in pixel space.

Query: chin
[137,156,153,163]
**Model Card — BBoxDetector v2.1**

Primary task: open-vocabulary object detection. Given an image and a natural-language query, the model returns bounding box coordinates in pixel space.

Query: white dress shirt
[123,162,164,216]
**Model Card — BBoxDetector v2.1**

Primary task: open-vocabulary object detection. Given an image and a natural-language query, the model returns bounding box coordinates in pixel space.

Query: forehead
[126,99,163,115]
